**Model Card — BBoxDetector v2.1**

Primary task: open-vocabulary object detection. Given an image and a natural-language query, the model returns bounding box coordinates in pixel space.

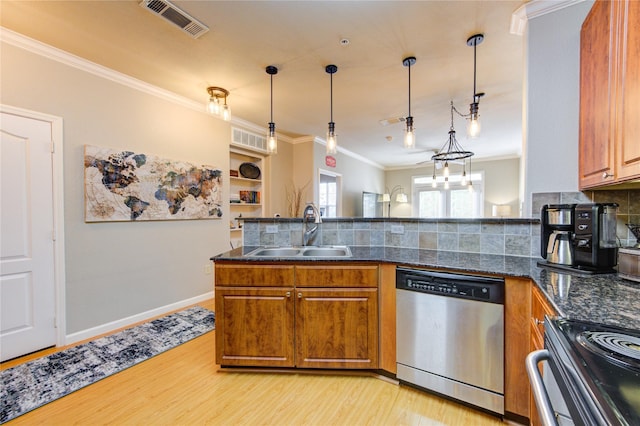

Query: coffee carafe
[547,231,573,265]
[540,204,576,265]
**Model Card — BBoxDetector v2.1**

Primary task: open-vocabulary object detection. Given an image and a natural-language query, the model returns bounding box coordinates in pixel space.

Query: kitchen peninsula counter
[212,246,640,330]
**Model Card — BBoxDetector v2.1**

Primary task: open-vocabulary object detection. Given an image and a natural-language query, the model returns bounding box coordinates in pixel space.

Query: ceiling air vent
[140,0,209,39]
[378,116,405,127]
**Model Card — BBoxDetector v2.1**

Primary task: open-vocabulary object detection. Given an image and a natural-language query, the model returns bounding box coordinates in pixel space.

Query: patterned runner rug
[0,306,215,423]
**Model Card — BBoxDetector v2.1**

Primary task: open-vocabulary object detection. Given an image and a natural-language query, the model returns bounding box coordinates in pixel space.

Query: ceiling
[0,0,526,169]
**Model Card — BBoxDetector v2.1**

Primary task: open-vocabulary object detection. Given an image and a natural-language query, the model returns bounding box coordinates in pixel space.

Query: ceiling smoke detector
[140,0,209,39]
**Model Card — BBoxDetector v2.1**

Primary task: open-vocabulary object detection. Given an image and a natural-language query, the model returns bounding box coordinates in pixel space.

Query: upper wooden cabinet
[579,0,640,189]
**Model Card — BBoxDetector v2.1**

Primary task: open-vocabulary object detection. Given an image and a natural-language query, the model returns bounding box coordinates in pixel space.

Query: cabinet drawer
[531,285,556,339]
[215,263,295,286]
[295,264,378,287]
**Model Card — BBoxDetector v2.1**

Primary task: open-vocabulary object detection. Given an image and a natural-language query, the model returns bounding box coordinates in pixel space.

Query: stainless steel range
[527,317,640,425]
[396,267,505,415]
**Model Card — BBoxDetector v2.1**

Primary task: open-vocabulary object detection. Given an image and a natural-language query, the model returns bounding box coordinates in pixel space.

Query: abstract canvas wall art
[84,145,223,222]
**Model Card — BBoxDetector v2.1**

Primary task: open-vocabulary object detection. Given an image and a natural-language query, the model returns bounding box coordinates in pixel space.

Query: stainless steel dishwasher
[396,267,505,415]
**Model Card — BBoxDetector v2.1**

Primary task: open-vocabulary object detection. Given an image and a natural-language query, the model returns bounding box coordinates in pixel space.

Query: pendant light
[431,101,474,189]
[206,86,231,121]
[266,65,278,154]
[466,34,484,138]
[403,56,417,149]
[325,64,338,155]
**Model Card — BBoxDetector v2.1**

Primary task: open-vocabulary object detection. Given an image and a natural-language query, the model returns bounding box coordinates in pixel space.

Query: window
[412,172,483,218]
[319,171,340,217]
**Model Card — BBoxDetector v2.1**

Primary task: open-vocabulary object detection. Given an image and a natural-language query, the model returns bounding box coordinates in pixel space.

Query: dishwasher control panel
[396,267,504,304]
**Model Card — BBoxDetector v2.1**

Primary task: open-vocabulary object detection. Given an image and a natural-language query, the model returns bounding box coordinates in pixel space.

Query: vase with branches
[285,181,310,217]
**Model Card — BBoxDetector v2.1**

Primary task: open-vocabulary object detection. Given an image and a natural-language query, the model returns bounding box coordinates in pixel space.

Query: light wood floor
[2,300,506,425]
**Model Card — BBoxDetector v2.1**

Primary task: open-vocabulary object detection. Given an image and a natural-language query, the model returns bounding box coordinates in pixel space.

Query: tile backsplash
[531,189,640,248]
[242,218,540,258]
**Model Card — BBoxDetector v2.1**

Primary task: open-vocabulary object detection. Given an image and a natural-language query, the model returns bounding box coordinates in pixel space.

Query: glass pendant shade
[267,122,277,154]
[467,116,481,138]
[221,103,231,121]
[404,116,415,149]
[326,122,337,155]
[207,97,220,114]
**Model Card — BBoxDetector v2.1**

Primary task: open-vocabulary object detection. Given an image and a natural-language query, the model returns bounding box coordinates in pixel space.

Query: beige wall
[385,157,521,217]
[264,138,293,217]
[1,41,230,334]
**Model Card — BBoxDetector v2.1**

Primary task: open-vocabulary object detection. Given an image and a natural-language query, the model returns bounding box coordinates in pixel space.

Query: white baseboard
[64,292,214,345]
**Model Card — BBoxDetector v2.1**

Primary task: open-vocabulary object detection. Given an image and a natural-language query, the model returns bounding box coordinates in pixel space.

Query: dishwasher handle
[526,349,559,426]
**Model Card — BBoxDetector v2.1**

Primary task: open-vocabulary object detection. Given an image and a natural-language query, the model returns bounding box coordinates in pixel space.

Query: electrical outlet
[265,225,278,233]
[391,225,405,234]
[204,264,212,275]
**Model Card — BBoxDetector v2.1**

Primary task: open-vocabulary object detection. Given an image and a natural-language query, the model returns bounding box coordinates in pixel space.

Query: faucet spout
[302,203,322,246]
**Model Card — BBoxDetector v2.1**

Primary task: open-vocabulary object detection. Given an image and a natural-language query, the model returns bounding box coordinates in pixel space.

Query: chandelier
[431,101,474,190]
[205,86,231,121]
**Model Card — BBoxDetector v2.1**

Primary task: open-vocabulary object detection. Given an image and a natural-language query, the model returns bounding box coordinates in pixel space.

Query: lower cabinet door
[295,288,378,369]
[215,287,295,367]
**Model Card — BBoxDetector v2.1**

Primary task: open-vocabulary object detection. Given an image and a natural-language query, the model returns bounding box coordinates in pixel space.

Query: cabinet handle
[285,291,291,298]
[298,292,302,299]
[602,172,613,179]
[535,318,545,326]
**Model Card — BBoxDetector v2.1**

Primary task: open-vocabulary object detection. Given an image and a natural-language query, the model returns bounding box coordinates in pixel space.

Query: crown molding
[511,0,587,36]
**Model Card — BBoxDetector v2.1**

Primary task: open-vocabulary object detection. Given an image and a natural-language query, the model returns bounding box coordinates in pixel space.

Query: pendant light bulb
[207,96,220,115]
[326,122,337,155]
[325,64,338,155]
[404,116,415,149]
[444,178,450,190]
[268,123,277,154]
[266,66,278,154]
[468,181,474,192]
[443,161,450,178]
[221,101,231,122]
[403,56,417,150]
[432,174,437,188]
[461,166,467,186]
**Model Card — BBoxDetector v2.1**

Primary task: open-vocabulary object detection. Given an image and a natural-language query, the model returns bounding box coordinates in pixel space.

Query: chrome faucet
[302,202,322,246]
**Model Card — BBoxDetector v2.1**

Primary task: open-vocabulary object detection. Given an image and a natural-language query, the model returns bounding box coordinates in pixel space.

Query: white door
[1,112,57,361]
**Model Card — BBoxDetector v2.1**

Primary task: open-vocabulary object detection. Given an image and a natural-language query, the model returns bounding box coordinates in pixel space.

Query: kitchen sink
[302,248,350,257]
[245,246,352,258]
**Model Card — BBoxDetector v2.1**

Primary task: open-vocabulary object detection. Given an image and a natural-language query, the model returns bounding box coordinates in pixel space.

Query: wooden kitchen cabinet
[296,287,378,369]
[214,262,379,370]
[215,263,295,367]
[529,284,557,426]
[504,277,532,420]
[579,0,640,189]
[215,286,295,367]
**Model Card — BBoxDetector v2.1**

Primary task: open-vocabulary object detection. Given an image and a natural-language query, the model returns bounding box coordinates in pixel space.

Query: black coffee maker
[539,203,618,274]
[573,203,618,272]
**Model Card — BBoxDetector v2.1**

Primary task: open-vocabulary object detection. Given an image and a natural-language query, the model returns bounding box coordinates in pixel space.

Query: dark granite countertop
[212,246,640,331]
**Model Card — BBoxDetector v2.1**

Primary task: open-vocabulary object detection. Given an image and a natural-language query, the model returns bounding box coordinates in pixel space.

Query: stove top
[548,318,640,425]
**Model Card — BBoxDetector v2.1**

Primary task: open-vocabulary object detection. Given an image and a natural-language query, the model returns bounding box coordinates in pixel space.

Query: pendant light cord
[270,73,274,123]
[408,62,412,116]
[330,72,333,123]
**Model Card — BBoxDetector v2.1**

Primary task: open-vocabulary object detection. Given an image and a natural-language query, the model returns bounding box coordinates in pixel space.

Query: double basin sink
[245,245,352,258]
